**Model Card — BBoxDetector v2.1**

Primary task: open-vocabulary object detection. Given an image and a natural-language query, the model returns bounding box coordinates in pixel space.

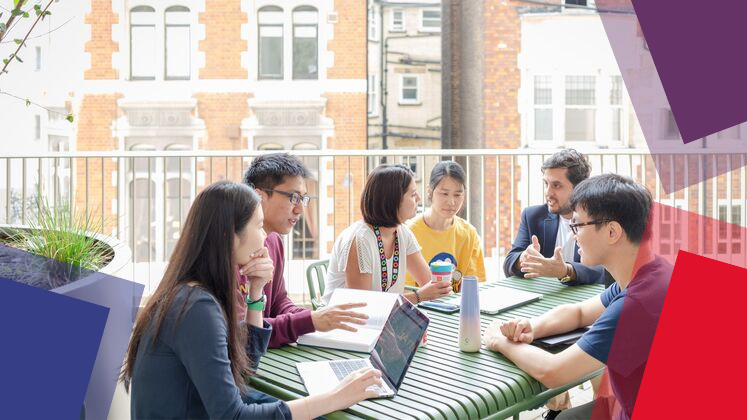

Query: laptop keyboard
[329,359,389,395]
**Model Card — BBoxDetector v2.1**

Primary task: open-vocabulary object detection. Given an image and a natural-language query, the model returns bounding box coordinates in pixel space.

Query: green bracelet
[246,294,266,311]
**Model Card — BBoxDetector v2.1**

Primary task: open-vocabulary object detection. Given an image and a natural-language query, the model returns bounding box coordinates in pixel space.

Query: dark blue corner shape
[0,243,144,420]
[0,276,109,419]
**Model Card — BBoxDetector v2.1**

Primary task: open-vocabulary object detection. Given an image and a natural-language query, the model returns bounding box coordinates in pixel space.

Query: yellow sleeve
[469,231,487,282]
[461,221,486,282]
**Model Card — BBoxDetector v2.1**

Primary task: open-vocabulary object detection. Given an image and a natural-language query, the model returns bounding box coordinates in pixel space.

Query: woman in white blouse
[322,164,452,305]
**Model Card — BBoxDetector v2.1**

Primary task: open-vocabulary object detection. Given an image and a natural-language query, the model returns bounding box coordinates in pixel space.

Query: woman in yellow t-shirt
[407,161,486,287]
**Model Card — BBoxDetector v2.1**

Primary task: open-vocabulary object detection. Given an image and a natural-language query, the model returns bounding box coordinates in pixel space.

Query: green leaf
[25,99,31,107]
[33,4,41,11]
[14,39,23,45]
[0,23,6,33]
[11,8,22,16]
[13,0,20,8]
[2,59,9,65]
[65,114,74,123]
[22,11,29,18]
[15,55,22,63]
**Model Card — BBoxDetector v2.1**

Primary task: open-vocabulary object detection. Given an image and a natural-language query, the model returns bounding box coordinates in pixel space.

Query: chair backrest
[306,259,329,310]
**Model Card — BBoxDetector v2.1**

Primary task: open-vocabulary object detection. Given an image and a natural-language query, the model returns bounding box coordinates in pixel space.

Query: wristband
[559,263,573,283]
[246,294,266,311]
[413,289,422,304]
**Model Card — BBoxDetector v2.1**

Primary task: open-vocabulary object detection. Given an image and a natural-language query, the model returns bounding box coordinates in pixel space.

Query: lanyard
[373,225,399,292]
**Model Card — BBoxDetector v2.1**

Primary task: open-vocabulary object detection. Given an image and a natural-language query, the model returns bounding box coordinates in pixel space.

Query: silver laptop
[446,285,543,314]
[296,295,429,398]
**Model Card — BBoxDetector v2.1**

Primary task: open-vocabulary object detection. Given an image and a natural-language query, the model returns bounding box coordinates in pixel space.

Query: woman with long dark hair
[120,181,381,419]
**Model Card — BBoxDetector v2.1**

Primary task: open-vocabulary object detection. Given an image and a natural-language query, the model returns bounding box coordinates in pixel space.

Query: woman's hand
[330,367,383,410]
[239,247,273,298]
[416,280,452,301]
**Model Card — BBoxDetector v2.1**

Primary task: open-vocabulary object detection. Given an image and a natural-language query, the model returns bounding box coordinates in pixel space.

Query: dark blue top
[577,281,624,364]
[130,284,291,419]
[503,204,614,287]
[577,256,672,420]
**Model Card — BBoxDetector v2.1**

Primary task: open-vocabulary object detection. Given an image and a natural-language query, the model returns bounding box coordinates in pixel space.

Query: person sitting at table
[120,181,383,420]
[503,149,614,288]
[483,174,673,420]
[406,160,486,289]
[240,153,370,348]
[322,164,452,305]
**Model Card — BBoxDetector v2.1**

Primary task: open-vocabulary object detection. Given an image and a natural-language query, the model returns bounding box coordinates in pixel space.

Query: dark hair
[242,153,310,192]
[361,164,415,227]
[120,181,261,394]
[428,160,466,191]
[570,174,652,244]
[541,149,591,186]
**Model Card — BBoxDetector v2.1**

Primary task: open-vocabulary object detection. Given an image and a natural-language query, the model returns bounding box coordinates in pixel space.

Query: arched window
[292,6,318,80]
[164,143,191,173]
[258,6,284,79]
[258,142,284,151]
[165,6,191,79]
[129,143,156,172]
[130,6,156,79]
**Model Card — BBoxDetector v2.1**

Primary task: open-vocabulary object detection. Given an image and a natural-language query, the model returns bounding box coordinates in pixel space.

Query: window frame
[164,5,192,80]
[390,8,405,32]
[526,71,632,147]
[563,74,597,143]
[292,6,319,80]
[532,75,554,142]
[129,5,157,81]
[399,74,421,105]
[368,3,379,41]
[368,74,379,116]
[258,5,285,80]
[419,8,441,33]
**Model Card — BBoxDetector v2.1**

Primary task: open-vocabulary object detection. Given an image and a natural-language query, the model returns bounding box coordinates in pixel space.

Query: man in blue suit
[503,149,613,287]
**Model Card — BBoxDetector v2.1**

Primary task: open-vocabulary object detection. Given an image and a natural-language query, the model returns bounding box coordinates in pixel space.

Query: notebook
[296,288,399,352]
[296,295,429,398]
[444,285,543,314]
[533,327,590,348]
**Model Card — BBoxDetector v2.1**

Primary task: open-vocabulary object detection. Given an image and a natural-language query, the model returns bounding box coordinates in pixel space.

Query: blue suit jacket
[503,204,614,287]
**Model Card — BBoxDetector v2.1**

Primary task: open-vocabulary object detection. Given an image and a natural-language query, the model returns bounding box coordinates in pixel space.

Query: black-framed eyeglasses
[261,188,311,207]
[569,219,614,235]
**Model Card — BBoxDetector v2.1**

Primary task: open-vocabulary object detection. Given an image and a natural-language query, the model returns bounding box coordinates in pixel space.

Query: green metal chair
[305,259,419,310]
[306,259,329,310]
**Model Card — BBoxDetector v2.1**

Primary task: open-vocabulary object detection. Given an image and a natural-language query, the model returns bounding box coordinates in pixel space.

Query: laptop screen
[371,296,429,389]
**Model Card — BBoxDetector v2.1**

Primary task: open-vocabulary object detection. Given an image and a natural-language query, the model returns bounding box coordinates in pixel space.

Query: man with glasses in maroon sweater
[239,153,368,348]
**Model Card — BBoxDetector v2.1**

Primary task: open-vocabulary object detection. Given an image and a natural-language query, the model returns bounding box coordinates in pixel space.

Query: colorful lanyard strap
[373,225,399,292]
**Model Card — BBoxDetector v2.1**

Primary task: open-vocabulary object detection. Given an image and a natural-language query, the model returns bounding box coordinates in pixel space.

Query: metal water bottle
[459,276,481,352]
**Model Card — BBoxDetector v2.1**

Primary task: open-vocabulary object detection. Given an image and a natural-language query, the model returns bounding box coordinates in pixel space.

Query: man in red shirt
[239,153,368,348]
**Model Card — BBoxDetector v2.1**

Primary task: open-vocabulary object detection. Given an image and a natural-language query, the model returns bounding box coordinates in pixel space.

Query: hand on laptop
[520,246,567,279]
[330,367,383,409]
[417,279,452,301]
[311,302,369,332]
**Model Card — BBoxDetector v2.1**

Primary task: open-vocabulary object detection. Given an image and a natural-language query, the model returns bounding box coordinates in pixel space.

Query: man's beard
[549,202,573,216]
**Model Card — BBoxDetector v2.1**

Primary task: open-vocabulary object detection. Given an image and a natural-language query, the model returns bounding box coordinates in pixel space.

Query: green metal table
[251,277,604,420]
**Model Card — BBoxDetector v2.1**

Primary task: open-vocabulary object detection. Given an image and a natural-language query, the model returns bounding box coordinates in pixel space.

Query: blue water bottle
[459,276,481,352]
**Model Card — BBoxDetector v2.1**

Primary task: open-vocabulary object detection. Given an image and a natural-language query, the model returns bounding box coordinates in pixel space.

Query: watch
[559,263,573,283]
[246,294,266,311]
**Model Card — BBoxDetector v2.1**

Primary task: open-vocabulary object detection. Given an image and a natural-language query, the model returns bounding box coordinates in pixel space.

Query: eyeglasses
[261,188,311,207]
[569,219,613,235]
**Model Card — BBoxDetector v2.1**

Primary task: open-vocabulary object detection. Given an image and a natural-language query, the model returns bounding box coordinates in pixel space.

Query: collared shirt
[556,215,576,263]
